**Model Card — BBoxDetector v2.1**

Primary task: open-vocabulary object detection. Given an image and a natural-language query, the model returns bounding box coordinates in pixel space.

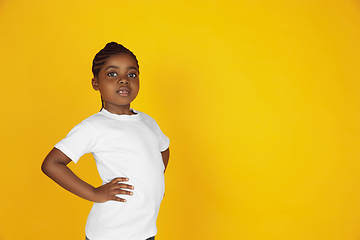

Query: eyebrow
[105,66,138,71]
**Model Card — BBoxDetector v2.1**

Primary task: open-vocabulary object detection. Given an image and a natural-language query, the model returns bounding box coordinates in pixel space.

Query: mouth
[117,88,131,96]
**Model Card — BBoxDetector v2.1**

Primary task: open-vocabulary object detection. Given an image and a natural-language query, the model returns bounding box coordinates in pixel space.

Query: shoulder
[81,111,110,127]
[135,110,152,119]
[135,110,158,125]
[64,112,105,137]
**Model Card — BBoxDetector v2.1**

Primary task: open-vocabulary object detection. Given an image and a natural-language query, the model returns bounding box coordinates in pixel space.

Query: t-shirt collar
[100,108,141,120]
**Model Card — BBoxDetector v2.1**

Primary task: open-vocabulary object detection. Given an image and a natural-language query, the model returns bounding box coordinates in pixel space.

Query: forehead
[102,53,138,70]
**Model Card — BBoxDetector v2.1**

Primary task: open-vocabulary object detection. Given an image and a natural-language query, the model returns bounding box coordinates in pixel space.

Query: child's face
[92,53,140,114]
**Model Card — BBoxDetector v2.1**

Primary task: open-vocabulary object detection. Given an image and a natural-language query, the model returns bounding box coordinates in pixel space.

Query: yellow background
[1,0,360,239]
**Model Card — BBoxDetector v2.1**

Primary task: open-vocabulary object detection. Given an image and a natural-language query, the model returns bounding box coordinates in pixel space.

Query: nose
[119,77,129,85]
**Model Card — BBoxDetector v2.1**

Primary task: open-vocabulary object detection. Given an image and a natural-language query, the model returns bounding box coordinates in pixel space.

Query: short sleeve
[55,120,99,163]
[156,125,170,152]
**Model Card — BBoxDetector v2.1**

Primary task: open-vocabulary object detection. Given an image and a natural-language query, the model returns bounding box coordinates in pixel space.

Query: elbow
[41,157,56,177]
[41,160,50,176]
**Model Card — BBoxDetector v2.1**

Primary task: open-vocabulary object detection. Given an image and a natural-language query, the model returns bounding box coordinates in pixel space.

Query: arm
[161,148,170,173]
[41,147,133,203]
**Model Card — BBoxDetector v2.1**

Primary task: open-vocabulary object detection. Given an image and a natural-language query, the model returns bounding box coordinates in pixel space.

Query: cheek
[101,85,113,93]
[133,80,140,89]
[133,83,140,96]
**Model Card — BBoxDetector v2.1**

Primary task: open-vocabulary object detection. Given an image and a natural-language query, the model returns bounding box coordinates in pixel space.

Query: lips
[118,90,129,94]
[117,87,131,96]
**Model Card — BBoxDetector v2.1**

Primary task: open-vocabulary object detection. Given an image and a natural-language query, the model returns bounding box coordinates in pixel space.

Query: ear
[92,77,99,91]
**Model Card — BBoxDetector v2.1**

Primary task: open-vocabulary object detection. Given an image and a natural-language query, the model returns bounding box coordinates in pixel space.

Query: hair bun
[105,42,119,48]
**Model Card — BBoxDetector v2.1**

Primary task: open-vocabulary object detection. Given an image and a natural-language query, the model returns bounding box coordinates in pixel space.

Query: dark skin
[41,147,169,203]
[42,53,170,203]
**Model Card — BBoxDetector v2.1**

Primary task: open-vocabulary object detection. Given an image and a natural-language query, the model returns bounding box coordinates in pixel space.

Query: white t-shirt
[55,109,170,240]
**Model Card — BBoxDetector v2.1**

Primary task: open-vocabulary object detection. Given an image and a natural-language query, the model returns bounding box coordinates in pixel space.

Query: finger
[113,196,127,203]
[111,177,129,183]
[114,189,133,196]
[116,183,134,190]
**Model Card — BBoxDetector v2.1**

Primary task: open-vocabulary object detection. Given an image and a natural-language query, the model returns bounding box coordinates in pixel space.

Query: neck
[103,105,135,115]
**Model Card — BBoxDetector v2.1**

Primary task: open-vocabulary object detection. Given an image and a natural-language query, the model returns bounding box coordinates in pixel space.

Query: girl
[42,42,170,240]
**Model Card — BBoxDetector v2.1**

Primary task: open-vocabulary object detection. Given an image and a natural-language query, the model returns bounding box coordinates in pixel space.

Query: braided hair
[92,42,139,109]
[92,42,139,78]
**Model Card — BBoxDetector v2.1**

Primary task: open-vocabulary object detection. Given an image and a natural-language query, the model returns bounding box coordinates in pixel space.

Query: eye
[128,73,137,78]
[107,72,118,77]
